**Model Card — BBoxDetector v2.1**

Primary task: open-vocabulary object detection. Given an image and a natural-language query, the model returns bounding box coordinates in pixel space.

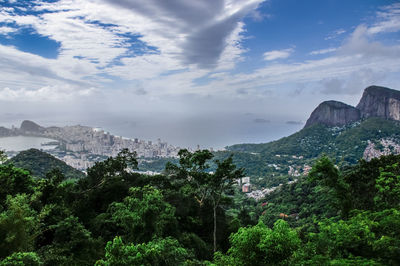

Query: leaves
[226,220,300,266]
[108,186,177,244]
[96,236,189,266]
[0,194,38,258]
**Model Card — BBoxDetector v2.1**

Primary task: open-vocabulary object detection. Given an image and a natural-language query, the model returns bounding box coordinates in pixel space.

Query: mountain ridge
[206,85,400,190]
[305,85,400,128]
[304,100,360,128]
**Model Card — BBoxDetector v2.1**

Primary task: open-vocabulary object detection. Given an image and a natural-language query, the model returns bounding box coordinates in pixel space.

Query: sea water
[0,136,58,152]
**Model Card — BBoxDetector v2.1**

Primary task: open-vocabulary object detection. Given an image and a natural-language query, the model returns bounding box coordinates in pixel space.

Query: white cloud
[0,0,398,109]
[368,3,400,35]
[0,0,265,102]
[263,48,294,61]
[324,28,346,40]
[0,26,17,35]
[0,85,96,102]
[192,22,400,98]
[339,25,400,59]
[309,47,337,55]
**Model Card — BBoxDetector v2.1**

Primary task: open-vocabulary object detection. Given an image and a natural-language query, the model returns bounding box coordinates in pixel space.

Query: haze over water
[1,112,304,149]
[0,136,57,152]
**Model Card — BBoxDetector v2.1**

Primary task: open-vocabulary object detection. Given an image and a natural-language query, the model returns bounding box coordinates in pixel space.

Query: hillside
[8,148,85,179]
[227,118,400,161]
[207,86,400,188]
[141,86,400,179]
[140,116,400,187]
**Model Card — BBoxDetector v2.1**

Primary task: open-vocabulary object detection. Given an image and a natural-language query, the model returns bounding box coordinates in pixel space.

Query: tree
[308,155,350,217]
[209,156,244,253]
[165,149,214,207]
[108,186,177,244]
[0,194,38,259]
[38,215,102,265]
[342,154,400,211]
[96,236,189,266]
[374,163,400,209]
[300,209,400,265]
[85,148,138,188]
[0,252,41,266]
[167,149,243,252]
[219,220,300,266]
[0,164,35,204]
[75,149,140,224]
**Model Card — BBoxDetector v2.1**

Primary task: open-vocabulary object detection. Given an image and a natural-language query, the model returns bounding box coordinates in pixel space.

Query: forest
[0,148,399,265]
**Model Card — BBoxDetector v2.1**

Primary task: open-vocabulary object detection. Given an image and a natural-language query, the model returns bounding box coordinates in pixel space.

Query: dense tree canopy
[0,148,399,265]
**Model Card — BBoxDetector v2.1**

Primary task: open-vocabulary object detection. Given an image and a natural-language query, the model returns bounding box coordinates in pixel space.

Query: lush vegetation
[8,148,85,179]
[0,146,399,265]
[214,117,400,187]
[139,118,400,189]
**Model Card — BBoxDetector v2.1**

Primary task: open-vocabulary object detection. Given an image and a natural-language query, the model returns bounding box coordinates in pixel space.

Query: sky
[0,0,399,148]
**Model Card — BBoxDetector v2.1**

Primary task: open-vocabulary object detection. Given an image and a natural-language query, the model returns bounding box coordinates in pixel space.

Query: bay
[0,136,58,152]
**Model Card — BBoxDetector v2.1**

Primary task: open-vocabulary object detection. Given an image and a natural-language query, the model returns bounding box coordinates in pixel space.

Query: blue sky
[0,0,399,147]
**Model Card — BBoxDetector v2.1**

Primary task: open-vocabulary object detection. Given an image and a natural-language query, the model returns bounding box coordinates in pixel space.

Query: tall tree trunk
[213,205,217,253]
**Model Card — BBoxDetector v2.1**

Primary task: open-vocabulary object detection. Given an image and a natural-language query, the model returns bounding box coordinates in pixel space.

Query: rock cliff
[304,100,361,128]
[305,85,400,128]
[357,85,400,120]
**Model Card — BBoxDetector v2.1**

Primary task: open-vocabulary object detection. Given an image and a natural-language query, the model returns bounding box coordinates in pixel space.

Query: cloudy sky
[0,0,399,148]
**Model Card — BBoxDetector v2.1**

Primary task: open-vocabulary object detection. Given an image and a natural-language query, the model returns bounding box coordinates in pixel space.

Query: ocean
[0,136,58,152]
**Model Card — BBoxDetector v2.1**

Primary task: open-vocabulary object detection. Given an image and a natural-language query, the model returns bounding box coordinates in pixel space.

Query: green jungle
[0,144,399,266]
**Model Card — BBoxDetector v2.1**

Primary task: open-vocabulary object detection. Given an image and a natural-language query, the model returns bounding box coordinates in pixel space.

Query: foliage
[75,148,141,224]
[166,149,244,252]
[0,252,42,266]
[0,164,34,204]
[0,194,38,259]
[37,215,102,266]
[302,209,400,265]
[139,157,179,173]
[214,118,400,187]
[8,149,84,179]
[108,186,178,244]
[0,147,399,265]
[215,220,300,266]
[308,156,350,217]
[96,236,190,266]
[343,154,400,210]
[374,162,400,209]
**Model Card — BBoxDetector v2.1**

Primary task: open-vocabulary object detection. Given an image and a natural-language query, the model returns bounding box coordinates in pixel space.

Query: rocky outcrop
[357,85,400,120]
[304,100,361,128]
[305,85,400,128]
[20,120,45,134]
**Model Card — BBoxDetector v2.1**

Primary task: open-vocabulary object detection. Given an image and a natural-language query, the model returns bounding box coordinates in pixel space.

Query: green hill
[138,118,400,188]
[212,117,400,187]
[227,118,400,161]
[8,148,85,179]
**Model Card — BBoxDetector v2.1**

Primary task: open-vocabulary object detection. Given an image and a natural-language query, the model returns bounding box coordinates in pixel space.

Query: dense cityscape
[1,120,185,170]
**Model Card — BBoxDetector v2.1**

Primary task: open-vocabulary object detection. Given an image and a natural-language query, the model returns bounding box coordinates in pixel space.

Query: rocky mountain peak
[20,120,44,133]
[357,85,400,120]
[305,85,400,128]
[304,100,360,128]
